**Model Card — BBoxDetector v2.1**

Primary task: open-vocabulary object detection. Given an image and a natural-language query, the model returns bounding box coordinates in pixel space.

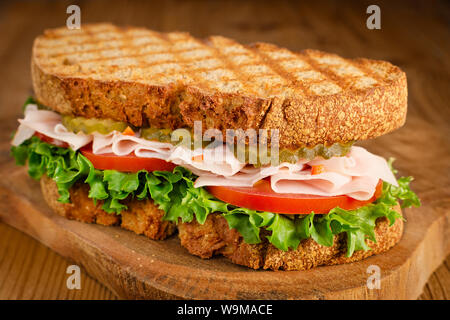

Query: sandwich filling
[11,99,420,257]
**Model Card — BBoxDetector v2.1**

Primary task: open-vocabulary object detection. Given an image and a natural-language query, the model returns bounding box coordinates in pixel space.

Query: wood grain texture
[0,149,448,299]
[0,0,449,299]
[0,222,118,300]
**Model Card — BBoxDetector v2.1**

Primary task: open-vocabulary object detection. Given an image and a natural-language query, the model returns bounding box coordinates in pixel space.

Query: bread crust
[178,208,403,271]
[32,24,407,149]
[40,175,176,240]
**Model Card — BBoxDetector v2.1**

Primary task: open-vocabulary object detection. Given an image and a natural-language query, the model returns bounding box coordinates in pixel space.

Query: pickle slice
[141,126,354,164]
[141,128,214,148]
[62,116,129,135]
[231,141,354,166]
[62,115,353,164]
[141,127,174,143]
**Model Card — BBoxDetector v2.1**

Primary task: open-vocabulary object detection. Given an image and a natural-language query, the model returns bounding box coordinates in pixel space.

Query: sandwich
[11,23,420,271]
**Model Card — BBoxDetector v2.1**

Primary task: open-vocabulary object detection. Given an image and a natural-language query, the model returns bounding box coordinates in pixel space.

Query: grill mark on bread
[32,23,408,149]
[350,58,388,88]
[205,36,259,96]
[248,42,312,95]
[36,38,175,57]
[301,50,348,91]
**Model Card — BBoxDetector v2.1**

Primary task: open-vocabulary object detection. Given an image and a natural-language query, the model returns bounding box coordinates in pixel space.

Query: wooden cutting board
[0,115,448,300]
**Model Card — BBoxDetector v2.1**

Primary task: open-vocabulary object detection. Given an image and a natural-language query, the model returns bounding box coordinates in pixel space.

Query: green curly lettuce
[11,137,421,257]
[11,136,108,205]
[223,173,420,256]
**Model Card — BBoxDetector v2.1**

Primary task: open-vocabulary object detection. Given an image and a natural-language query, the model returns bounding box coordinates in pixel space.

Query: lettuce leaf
[11,137,421,257]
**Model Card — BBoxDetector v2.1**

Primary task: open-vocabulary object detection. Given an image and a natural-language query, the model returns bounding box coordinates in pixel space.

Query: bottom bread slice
[178,209,403,271]
[40,175,403,270]
[40,175,176,240]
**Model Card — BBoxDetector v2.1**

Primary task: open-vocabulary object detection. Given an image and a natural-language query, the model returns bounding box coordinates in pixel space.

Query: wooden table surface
[0,0,448,300]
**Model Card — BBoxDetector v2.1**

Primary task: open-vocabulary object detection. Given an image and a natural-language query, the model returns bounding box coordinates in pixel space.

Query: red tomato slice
[34,132,69,148]
[80,145,176,172]
[207,179,383,215]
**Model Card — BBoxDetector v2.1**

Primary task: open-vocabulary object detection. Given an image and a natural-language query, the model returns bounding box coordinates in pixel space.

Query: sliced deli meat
[12,105,397,201]
[12,104,92,150]
[195,147,398,201]
[13,105,245,177]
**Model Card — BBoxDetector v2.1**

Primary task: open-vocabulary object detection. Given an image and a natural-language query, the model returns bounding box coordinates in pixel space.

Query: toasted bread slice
[40,175,176,240]
[178,209,403,271]
[32,23,407,149]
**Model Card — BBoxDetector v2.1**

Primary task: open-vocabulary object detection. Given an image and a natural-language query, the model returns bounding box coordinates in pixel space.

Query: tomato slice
[207,179,383,215]
[80,145,176,172]
[34,132,69,148]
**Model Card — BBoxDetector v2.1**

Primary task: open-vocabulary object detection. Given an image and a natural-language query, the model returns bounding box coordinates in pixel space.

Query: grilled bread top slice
[32,23,407,149]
